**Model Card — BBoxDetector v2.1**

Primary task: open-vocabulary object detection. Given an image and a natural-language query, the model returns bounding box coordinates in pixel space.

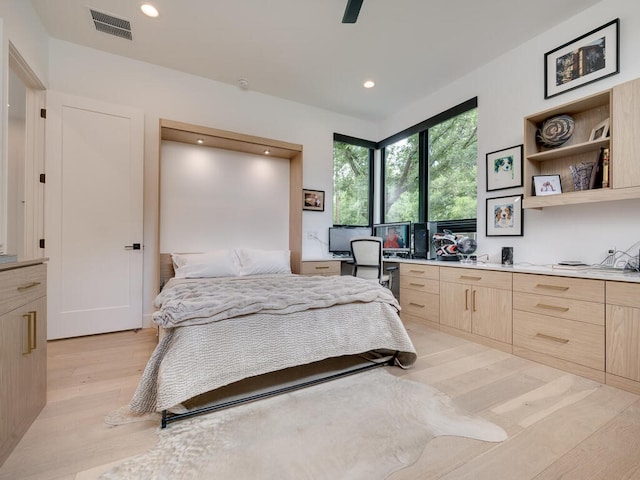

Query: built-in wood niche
[159,118,303,274]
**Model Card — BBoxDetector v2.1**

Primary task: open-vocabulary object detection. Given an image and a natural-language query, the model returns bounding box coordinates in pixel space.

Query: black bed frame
[160,352,398,428]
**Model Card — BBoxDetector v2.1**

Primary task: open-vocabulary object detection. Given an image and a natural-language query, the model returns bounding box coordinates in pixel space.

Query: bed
[129,249,417,427]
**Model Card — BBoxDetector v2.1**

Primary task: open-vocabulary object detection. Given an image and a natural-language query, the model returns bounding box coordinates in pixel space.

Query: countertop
[302,256,640,283]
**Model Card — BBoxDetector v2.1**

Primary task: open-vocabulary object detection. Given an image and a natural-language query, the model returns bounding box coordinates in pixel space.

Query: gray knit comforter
[130,275,417,413]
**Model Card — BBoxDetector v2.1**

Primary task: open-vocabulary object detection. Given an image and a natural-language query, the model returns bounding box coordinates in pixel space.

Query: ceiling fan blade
[342,0,363,23]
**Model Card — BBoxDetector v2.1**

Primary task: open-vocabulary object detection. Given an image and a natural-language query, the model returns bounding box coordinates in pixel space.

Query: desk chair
[350,236,395,289]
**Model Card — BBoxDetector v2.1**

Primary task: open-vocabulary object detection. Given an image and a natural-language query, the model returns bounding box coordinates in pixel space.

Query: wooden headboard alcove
[157,119,304,292]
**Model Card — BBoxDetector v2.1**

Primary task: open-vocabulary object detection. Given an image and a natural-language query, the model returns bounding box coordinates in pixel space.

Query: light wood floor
[1,322,639,479]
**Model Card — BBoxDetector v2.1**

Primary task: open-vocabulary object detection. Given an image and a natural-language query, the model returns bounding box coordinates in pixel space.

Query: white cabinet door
[45,92,144,339]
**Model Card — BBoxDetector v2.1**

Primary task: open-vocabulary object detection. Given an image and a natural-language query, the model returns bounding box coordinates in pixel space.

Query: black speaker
[413,223,429,258]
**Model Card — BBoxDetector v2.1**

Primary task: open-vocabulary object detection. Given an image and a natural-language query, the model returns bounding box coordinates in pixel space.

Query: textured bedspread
[131,275,417,413]
[152,274,400,328]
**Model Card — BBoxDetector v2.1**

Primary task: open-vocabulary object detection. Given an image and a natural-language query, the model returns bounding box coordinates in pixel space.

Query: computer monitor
[328,226,372,256]
[373,222,411,257]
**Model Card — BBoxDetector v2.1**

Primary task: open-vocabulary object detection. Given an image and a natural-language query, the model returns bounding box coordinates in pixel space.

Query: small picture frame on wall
[532,174,562,196]
[486,195,524,237]
[589,118,610,141]
[544,18,619,99]
[486,144,523,191]
[303,189,325,211]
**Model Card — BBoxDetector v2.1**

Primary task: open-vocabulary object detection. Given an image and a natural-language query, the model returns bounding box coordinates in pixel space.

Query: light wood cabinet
[513,273,605,381]
[606,281,640,394]
[398,263,439,327]
[0,262,47,467]
[300,260,341,276]
[439,268,512,346]
[523,78,640,209]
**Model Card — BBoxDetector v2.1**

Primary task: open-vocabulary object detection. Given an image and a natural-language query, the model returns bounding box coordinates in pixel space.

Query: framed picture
[486,195,524,237]
[532,174,562,196]
[303,189,325,211]
[544,18,619,99]
[486,144,523,191]
[589,118,610,141]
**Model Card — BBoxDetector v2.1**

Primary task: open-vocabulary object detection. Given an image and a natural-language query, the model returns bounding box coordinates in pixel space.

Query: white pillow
[171,250,240,278]
[236,248,291,276]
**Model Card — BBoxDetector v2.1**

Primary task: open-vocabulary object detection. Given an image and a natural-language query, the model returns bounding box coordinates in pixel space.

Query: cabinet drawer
[400,289,439,322]
[0,264,46,315]
[606,281,640,308]
[300,261,341,276]
[513,273,604,302]
[399,263,439,280]
[513,292,604,326]
[440,267,512,290]
[513,310,604,370]
[400,276,439,295]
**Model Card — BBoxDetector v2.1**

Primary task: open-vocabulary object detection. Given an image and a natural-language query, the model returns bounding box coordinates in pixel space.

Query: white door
[45,92,144,339]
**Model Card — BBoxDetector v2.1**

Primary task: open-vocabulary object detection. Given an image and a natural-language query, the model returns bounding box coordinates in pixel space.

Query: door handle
[124,243,142,250]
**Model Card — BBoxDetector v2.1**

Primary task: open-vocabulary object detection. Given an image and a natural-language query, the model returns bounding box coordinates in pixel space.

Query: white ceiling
[29,0,602,122]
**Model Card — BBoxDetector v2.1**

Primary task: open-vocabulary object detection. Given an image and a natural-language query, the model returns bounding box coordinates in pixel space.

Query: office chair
[350,236,394,289]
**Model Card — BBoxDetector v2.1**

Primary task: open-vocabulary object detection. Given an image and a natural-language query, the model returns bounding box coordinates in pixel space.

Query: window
[332,135,374,226]
[381,99,477,226]
[383,133,419,223]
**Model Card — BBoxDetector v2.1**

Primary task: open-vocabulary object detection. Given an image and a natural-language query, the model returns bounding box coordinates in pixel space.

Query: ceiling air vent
[89,8,132,40]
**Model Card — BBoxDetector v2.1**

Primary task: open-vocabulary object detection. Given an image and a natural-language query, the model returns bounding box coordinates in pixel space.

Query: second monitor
[374,222,411,257]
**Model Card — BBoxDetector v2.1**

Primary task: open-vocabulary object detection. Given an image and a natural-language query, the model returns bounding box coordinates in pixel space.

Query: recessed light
[196,139,204,144]
[140,4,159,17]
[264,149,271,155]
[363,80,375,89]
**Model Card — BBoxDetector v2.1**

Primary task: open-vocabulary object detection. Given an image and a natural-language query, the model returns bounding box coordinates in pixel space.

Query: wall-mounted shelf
[523,80,640,209]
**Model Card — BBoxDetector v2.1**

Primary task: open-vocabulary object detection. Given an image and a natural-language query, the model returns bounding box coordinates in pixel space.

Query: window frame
[379,98,478,230]
[332,133,376,227]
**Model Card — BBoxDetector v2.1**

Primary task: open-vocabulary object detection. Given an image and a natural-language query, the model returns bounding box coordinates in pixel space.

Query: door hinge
[39,173,46,183]
[40,108,46,119]
[39,239,45,249]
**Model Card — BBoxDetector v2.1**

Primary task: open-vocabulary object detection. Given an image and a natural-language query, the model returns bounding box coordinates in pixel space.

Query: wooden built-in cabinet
[606,281,640,395]
[439,268,512,351]
[513,273,605,382]
[398,263,439,327]
[523,77,640,209]
[396,261,640,396]
[300,260,341,276]
[0,262,47,467]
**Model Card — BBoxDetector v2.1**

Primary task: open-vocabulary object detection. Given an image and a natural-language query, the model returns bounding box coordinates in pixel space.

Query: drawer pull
[23,314,32,355]
[409,302,425,308]
[535,283,569,291]
[409,282,425,287]
[17,281,41,291]
[535,332,569,344]
[409,269,425,274]
[460,275,482,281]
[315,266,330,270]
[536,303,569,312]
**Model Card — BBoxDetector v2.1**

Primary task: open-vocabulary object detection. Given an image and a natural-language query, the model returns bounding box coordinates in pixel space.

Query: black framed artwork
[544,18,619,99]
[303,189,325,211]
[485,144,523,192]
[486,195,524,237]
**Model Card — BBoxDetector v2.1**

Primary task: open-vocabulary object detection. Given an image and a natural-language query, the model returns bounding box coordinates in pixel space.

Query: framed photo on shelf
[544,18,619,99]
[589,118,610,141]
[486,195,524,237]
[485,144,523,191]
[303,189,325,211]
[532,174,562,196]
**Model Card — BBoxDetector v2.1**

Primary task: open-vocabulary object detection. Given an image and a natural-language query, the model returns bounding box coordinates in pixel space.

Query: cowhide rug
[96,369,507,479]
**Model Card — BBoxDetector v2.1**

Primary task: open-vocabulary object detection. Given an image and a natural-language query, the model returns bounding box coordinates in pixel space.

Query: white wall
[160,141,290,253]
[381,0,640,266]
[43,38,378,322]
